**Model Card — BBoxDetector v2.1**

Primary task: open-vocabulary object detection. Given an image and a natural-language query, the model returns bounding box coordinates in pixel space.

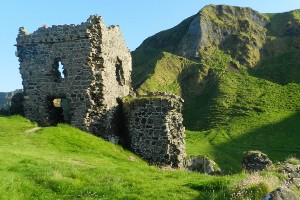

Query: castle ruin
[16,15,131,139]
[16,16,186,167]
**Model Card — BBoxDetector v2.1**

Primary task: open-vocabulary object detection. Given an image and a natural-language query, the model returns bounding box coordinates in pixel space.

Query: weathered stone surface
[285,163,300,174]
[178,5,268,67]
[264,187,300,200]
[122,94,186,168]
[10,92,24,115]
[0,89,22,109]
[183,156,221,175]
[242,150,273,172]
[280,163,300,188]
[16,15,132,139]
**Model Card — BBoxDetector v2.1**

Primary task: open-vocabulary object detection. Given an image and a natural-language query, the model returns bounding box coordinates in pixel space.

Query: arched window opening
[52,59,66,82]
[115,57,125,86]
[58,61,65,79]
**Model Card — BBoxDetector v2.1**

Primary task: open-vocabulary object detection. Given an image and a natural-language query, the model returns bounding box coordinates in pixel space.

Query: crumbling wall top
[15,15,119,45]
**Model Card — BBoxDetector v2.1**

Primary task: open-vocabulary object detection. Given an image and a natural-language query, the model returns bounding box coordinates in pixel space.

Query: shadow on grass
[210,112,300,173]
[183,179,231,200]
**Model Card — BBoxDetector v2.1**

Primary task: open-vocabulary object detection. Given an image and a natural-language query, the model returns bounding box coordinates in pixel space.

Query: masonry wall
[16,15,131,139]
[122,95,186,167]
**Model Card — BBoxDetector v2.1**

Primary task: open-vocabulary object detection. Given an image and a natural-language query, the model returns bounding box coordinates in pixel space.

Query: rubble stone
[242,150,273,172]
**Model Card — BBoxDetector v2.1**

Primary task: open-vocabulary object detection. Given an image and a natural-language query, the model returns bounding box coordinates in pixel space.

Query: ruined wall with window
[16,15,132,139]
[16,16,188,168]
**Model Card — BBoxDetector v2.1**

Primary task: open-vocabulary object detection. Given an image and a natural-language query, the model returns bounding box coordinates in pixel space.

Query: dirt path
[25,127,42,133]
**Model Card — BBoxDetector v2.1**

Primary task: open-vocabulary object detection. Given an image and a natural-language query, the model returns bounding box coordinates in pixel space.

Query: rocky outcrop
[278,162,300,189]
[183,156,221,175]
[134,5,268,71]
[242,150,273,172]
[0,90,22,109]
[265,187,300,200]
[0,89,23,115]
[179,5,268,67]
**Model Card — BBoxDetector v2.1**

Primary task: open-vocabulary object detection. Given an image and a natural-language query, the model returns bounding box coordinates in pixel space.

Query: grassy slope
[187,111,300,173]
[0,115,246,200]
[132,7,300,174]
[136,52,201,96]
[250,10,300,84]
[136,49,300,173]
[131,15,196,88]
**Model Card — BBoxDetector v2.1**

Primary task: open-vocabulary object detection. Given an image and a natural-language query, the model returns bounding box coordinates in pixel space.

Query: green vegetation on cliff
[132,5,300,174]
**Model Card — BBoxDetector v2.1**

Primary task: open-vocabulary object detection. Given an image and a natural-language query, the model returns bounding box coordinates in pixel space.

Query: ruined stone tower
[122,94,186,168]
[16,15,132,138]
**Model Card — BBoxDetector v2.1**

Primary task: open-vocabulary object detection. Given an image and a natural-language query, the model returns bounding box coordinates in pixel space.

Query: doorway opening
[47,97,71,125]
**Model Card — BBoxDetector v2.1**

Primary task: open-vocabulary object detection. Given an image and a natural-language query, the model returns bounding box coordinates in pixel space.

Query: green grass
[186,111,300,173]
[128,5,300,199]
[0,115,250,200]
[251,49,300,85]
[133,48,300,175]
[1,116,293,199]
[137,52,201,96]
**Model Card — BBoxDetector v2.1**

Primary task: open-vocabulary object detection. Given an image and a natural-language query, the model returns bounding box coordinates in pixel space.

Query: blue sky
[0,0,299,92]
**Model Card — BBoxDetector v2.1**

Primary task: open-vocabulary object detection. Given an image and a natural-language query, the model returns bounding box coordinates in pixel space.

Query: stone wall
[16,15,132,138]
[122,94,186,167]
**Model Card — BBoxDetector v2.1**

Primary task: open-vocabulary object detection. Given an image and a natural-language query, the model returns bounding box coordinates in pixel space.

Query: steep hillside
[132,4,300,169]
[132,5,300,127]
[251,9,300,84]
[132,5,274,88]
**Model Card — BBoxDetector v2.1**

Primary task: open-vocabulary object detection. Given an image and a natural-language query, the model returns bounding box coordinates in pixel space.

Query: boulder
[285,163,300,175]
[282,163,300,188]
[264,187,300,200]
[183,156,221,175]
[242,150,272,172]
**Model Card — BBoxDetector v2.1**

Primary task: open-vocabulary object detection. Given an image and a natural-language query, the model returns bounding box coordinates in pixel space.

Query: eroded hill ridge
[133,4,300,130]
[133,4,300,86]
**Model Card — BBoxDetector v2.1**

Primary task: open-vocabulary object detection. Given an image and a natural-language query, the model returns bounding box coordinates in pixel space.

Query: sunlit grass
[0,116,249,200]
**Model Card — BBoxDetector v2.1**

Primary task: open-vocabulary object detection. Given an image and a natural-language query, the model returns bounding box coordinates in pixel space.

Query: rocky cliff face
[0,89,22,110]
[178,5,268,67]
[134,5,269,75]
